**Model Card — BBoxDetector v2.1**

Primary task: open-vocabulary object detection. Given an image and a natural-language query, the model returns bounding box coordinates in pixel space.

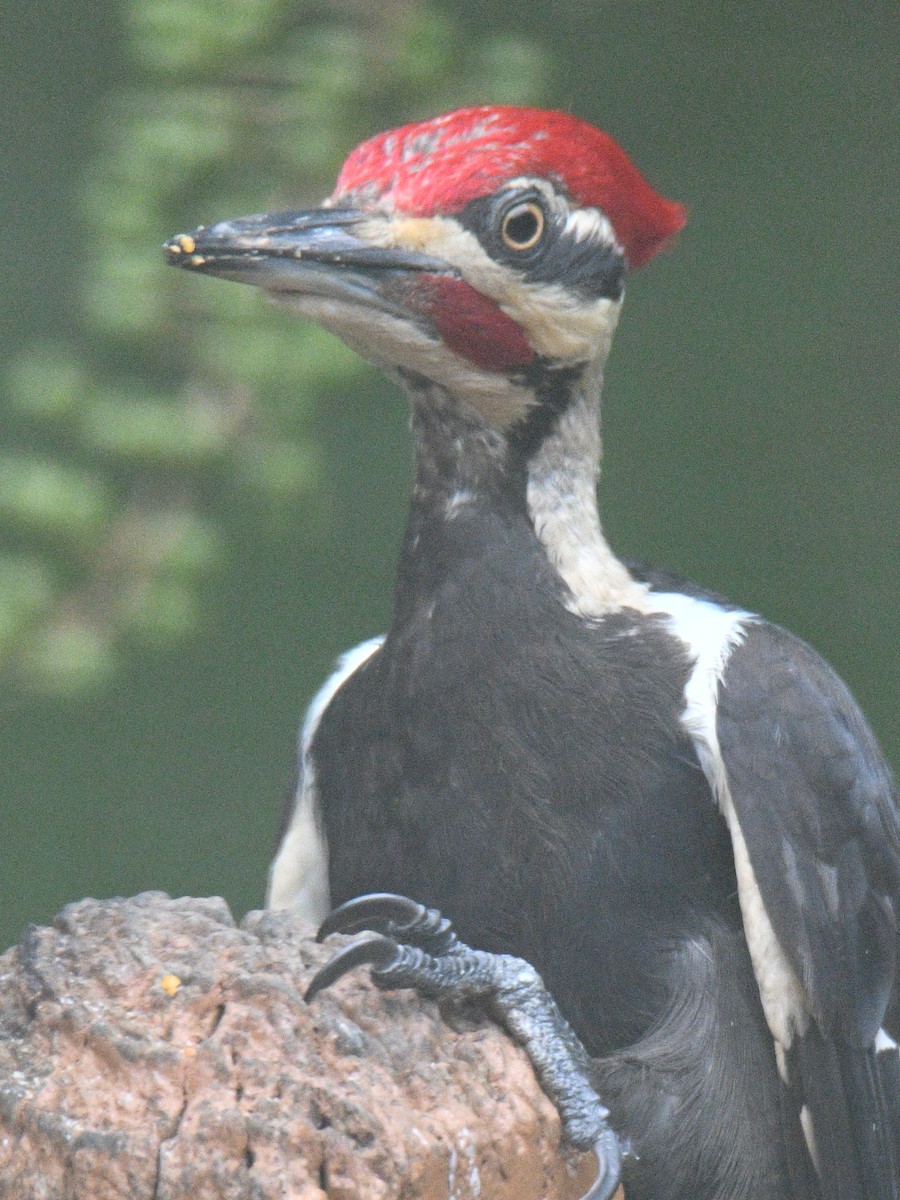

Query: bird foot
[306,892,624,1200]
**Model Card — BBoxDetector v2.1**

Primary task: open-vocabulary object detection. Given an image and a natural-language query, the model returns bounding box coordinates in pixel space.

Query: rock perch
[0,892,605,1199]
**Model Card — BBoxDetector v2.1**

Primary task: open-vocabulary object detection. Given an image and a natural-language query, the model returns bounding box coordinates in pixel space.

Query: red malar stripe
[415,275,535,372]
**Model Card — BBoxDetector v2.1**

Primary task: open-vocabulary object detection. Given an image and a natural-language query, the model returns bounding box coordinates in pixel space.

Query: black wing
[717,620,899,1199]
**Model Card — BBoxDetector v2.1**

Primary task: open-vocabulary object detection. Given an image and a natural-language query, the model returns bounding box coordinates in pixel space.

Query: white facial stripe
[267,635,384,920]
[526,380,649,615]
[270,290,534,426]
[357,213,622,364]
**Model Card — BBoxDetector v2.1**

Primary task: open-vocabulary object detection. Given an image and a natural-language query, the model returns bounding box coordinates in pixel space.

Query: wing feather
[715,621,898,1198]
[716,622,898,1043]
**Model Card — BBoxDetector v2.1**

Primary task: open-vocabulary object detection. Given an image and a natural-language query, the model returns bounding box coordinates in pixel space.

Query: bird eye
[500,201,545,251]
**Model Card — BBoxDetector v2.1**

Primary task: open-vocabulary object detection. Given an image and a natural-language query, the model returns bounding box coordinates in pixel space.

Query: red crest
[334,106,685,268]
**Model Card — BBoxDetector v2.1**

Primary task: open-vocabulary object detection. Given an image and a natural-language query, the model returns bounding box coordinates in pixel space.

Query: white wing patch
[266,635,385,922]
[876,1028,899,1054]
[650,591,811,1049]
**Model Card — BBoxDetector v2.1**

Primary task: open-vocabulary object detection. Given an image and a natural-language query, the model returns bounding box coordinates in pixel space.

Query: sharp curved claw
[316,892,430,942]
[304,931,400,1003]
[580,1130,623,1200]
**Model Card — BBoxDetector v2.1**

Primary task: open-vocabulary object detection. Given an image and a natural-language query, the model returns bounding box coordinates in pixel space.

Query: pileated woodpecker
[166,106,899,1200]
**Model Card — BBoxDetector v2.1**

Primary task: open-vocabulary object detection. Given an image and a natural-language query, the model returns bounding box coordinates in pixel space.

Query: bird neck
[394,362,648,621]
[524,371,646,616]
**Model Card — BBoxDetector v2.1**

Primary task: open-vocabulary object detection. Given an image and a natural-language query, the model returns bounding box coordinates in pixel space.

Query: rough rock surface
[0,892,612,1199]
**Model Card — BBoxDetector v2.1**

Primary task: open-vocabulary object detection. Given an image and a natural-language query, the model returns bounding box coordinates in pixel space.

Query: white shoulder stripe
[648,592,752,764]
[650,591,811,1048]
[266,635,385,921]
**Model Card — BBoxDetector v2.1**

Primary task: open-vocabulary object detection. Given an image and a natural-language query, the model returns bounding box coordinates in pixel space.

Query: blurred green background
[1,0,896,952]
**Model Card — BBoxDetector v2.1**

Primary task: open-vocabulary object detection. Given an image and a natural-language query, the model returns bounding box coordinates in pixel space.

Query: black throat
[391,364,585,625]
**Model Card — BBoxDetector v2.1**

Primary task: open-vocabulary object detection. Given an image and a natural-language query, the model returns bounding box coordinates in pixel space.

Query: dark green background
[1,1,896,951]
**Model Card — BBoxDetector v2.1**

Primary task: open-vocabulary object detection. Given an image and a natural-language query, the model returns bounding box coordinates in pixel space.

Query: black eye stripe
[456,189,626,301]
[458,190,550,264]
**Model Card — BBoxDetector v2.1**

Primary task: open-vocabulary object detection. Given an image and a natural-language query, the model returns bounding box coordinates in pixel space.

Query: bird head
[166,106,684,431]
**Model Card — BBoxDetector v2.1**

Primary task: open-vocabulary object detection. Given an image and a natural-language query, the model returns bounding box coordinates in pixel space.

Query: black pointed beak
[164,208,449,309]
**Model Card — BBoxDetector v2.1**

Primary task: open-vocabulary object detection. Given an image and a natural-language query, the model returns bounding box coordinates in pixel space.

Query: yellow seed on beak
[179,235,196,254]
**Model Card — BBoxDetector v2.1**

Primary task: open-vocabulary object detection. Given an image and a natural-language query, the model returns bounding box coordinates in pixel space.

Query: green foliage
[0,453,113,540]
[1,0,549,695]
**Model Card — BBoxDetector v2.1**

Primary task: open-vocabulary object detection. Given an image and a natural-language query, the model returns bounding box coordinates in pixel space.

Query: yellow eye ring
[500,202,545,251]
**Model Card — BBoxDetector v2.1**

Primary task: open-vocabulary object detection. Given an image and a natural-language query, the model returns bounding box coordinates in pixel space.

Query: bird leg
[306,892,624,1200]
